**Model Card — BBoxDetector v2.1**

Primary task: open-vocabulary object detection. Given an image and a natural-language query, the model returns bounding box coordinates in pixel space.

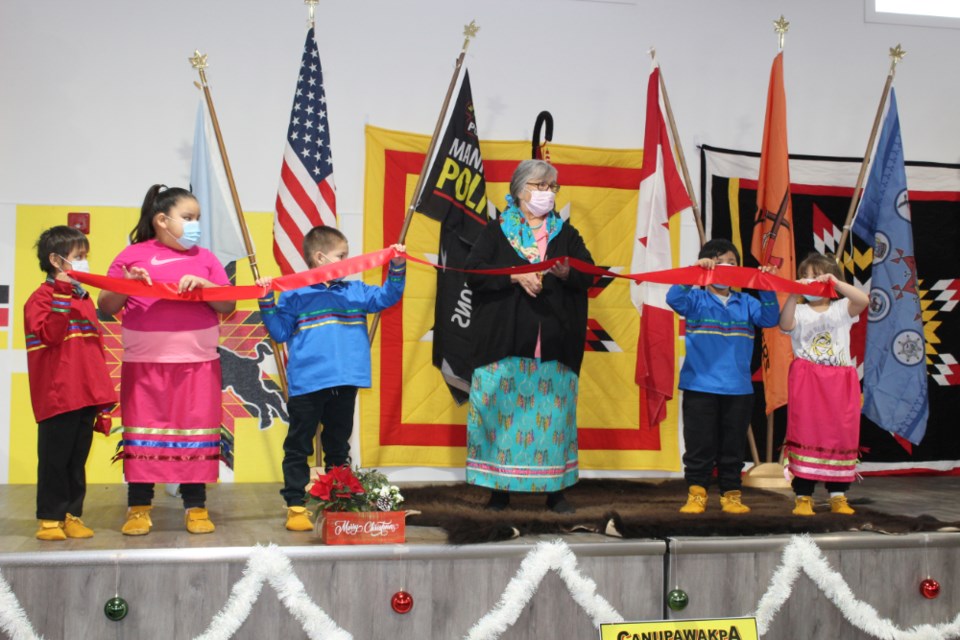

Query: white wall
[2,0,958,216]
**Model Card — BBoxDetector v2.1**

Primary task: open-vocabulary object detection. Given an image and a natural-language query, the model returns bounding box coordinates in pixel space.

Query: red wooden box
[318,511,406,545]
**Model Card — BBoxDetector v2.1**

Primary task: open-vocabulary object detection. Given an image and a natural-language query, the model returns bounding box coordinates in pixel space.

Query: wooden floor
[763,474,960,520]
[2,475,959,553]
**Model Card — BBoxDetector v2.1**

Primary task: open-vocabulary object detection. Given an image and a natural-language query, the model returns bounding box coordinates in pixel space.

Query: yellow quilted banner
[360,125,681,471]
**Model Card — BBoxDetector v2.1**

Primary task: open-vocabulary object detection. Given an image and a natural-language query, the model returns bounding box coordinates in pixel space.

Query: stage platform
[1,477,959,639]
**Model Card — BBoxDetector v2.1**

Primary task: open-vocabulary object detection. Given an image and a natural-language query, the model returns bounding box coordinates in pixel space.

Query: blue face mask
[165,215,201,250]
[803,295,825,303]
[178,220,201,249]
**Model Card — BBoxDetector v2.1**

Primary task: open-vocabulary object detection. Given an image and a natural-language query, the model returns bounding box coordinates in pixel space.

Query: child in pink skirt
[98,184,235,535]
[779,253,869,516]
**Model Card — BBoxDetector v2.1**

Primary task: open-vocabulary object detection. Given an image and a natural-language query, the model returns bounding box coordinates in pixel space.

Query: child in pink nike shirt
[99,184,235,536]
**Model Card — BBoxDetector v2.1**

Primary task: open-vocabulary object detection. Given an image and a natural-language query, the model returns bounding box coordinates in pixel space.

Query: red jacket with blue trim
[24,279,117,422]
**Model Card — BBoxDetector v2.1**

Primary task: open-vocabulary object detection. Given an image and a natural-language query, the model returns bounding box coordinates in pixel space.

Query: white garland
[195,544,351,640]
[463,539,624,640]
[4,537,960,639]
[755,535,960,639]
[0,569,42,640]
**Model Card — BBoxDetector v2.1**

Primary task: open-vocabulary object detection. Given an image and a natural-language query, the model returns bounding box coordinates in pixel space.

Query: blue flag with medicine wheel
[852,88,929,445]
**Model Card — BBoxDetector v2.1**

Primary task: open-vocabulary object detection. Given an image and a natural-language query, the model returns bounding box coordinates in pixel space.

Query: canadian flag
[630,63,692,428]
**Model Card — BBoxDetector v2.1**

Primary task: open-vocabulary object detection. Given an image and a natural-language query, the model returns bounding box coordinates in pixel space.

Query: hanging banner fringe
[71,247,835,302]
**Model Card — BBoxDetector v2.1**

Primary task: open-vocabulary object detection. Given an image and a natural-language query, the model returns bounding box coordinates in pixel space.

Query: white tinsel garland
[0,569,41,640]
[5,536,960,639]
[755,535,960,639]
[463,539,624,640]
[195,544,351,640]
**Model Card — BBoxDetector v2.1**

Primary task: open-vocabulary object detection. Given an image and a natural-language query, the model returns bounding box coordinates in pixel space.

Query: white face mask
[59,255,90,274]
[525,189,555,217]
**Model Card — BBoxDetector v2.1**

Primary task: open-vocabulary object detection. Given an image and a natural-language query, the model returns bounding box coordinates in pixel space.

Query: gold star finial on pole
[773,15,790,50]
[462,19,480,51]
[189,50,208,71]
[189,50,209,85]
[889,43,906,69]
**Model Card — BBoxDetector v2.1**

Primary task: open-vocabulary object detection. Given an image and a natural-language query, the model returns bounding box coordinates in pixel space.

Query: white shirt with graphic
[785,297,858,367]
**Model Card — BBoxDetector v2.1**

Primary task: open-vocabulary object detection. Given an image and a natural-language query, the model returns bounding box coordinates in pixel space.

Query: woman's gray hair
[509,159,558,204]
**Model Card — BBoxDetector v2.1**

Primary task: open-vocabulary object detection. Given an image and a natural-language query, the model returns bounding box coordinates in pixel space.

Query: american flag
[273,28,337,275]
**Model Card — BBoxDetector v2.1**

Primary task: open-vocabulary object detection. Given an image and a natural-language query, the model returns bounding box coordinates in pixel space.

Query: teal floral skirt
[465,357,579,493]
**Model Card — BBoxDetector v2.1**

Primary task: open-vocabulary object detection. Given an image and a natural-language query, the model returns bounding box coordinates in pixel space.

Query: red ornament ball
[391,590,414,614]
[920,578,941,600]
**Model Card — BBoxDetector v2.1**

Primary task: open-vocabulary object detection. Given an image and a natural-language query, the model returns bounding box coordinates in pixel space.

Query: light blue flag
[852,88,928,445]
[190,99,249,266]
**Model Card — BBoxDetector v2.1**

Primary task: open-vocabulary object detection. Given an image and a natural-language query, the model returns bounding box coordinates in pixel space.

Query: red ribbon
[70,248,399,302]
[71,246,835,302]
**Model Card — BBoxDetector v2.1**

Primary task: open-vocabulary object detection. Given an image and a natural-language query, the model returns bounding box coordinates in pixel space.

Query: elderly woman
[464,159,594,513]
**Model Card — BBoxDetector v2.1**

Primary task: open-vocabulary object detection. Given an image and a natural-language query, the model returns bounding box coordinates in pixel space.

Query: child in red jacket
[24,226,116,540]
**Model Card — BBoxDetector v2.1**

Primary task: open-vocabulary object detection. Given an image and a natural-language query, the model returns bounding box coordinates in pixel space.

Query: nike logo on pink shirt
[150,256,189,266]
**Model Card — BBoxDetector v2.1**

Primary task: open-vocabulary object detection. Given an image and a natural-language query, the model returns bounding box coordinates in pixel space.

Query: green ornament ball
[104,596,129,621]
[667,588,689,611]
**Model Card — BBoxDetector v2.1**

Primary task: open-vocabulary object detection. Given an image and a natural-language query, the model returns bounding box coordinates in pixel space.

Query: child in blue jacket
[666,239,779,515]
[257,226,405,531]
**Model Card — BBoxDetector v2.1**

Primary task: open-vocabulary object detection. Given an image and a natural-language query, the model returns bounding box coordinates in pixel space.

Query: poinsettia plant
[308,466,404,512]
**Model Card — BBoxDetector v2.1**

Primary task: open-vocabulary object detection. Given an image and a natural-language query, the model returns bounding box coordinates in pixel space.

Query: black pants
[128,482,206,509]
[281,386,357,507]
[792,477,850,496]
[681,390,754,493]
[36,406,97,520]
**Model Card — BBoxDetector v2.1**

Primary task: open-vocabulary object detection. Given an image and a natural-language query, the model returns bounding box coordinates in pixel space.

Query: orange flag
[751,51,795,414]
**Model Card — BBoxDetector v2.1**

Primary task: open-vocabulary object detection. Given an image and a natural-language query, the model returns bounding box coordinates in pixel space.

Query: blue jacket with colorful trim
[258,265,405,397]
[666,285,780,395]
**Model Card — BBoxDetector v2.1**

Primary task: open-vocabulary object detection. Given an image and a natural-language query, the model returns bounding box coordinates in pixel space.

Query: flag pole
[836,44,905,266]
[742,17,793,486]
[368,20,480,341]
[189,50,290,398]
[396,20,479,244]
[650,49,706,247]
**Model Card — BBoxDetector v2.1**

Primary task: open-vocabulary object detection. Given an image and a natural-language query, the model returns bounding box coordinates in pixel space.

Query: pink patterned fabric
[120,361,221,483]
[784,358,860,482]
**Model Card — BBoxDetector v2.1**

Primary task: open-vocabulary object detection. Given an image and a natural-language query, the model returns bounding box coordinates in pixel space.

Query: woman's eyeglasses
[526,181,561,194]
